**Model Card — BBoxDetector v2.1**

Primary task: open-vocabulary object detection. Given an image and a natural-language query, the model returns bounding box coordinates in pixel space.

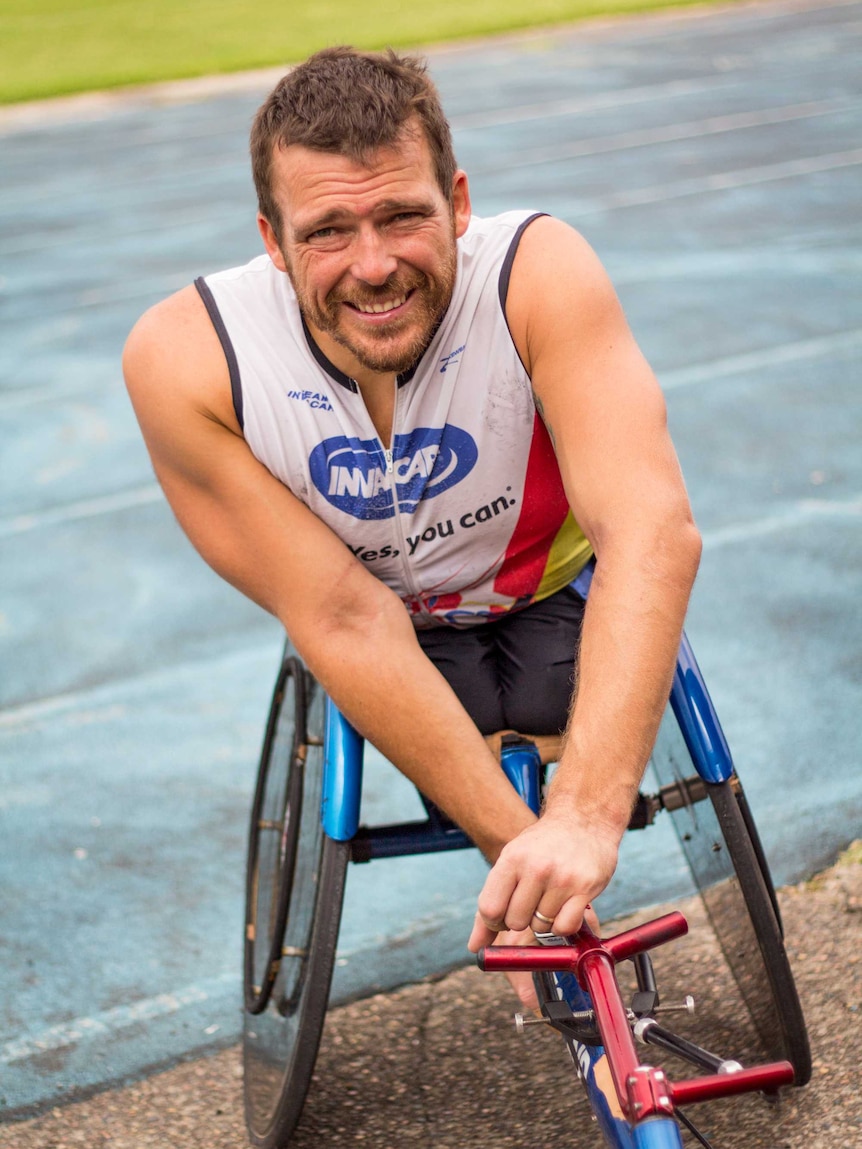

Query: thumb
[467,911,498,954]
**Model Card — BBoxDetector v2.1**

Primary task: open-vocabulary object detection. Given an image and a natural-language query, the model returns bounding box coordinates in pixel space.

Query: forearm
[547,524,702,838]
[286,588,536,859]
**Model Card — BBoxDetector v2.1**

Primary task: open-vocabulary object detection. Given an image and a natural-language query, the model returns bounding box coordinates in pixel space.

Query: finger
[467,911,499,953]
[475,859,518,934]
[498,875,547,933]
[504,968,540,1012]
[531,897,596,935]
[550,895,593,937]
[530,906,560,932]
[488,927,541,1009]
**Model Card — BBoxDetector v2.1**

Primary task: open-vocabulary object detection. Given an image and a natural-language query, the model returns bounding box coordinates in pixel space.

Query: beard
[283,246,458,375]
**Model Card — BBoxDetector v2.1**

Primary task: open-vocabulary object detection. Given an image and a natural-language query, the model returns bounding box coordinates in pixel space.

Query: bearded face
[261,126,471,381]
[283,244,457,375]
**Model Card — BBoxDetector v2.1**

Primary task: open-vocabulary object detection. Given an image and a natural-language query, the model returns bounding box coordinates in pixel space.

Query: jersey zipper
[385,385,430,619]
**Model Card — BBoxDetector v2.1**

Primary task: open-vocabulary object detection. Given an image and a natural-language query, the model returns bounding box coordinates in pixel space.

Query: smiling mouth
[344,290,412,316]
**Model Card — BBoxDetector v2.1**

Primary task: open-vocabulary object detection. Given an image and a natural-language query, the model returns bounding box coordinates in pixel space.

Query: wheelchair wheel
[243,650,349,1148]
[649,710,812,1085]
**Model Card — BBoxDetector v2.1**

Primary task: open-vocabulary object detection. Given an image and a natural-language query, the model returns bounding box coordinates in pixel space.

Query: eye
[391,211,424,224]
[308,226,337,241]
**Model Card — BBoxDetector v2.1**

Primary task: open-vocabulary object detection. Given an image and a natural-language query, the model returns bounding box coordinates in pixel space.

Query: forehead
[271,127,442,231]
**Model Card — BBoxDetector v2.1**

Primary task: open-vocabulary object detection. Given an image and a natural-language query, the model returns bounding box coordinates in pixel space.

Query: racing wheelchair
[241,572,811,1148]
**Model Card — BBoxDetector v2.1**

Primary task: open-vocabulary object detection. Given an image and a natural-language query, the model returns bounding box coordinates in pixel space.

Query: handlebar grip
[477,945,578,973]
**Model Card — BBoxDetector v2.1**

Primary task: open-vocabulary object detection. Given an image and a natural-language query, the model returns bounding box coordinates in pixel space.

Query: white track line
[0,497,858,732]
[1,972,236,1064]
[5,140,859,268]
[450,77,737,132]
[661,329,862,389]
[469,99,847,171]
[702,495,862,550]
[0,640,280,730]
[0,77,737,221]
[2,327,859,538]
[0,383,91,410]
[0,484,163,538]
[573,147,862,215]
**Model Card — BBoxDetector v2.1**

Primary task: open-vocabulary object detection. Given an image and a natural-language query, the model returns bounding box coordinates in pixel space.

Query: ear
[451,170,472,238]
[257,213,288,273]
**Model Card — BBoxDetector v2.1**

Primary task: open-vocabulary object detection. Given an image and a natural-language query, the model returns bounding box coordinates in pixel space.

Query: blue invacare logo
[309,425,478,520]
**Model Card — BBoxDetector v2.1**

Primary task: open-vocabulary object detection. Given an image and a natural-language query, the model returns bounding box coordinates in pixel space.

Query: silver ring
[532,910,555,925]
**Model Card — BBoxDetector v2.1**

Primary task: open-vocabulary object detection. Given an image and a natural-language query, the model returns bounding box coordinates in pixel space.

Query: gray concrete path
[4,846,861,1147]
[1,0,860,1120]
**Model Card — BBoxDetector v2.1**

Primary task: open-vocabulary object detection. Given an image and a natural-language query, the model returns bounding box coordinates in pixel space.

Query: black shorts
[416,583,585,736]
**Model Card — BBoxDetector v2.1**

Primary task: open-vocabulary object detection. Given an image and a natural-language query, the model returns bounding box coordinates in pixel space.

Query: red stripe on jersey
[493,412,570,598]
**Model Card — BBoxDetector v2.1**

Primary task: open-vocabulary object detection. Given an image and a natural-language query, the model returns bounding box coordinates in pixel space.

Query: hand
[467,807,620,952]
[488,926,543,1011]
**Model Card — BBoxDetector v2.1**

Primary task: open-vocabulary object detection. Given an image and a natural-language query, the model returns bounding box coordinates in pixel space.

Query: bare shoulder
[506,216,624,373]
[123,284,235,430]
[512,215,608,282]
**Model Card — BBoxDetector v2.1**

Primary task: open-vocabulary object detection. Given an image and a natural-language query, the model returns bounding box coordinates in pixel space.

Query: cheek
[316,254,354,295]
[407,232,456,278]
[289,252,338,300]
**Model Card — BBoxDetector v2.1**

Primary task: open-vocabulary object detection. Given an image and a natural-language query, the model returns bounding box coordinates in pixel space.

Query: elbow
[593,496,702,589]
[670,499,702,570]
[675,518,702,591]
[654,496,701,587]
[656,504,702,603]
[325,580,409,645]
[282,561,412,675]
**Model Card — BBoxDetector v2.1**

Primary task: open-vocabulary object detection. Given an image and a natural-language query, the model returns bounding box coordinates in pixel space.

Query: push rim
[243,658,349,1147]
[244,656,306,1016]
[649,709,811,1084]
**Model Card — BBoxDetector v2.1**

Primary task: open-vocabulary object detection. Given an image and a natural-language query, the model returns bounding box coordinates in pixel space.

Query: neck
[307,319,398,392]
[357,375,397,446]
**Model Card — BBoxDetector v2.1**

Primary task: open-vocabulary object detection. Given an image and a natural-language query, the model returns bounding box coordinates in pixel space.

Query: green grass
[2,0,728,104]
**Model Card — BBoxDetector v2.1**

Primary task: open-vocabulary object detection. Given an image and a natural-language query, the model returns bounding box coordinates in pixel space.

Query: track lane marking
[0,497,858,731]
[0,484,163,537]
[702,496,862,550]
[1,972,236,1064]
[570,147,862,214]
[1,328,859,536]
[468,99,849,172]
[661,329,862,389]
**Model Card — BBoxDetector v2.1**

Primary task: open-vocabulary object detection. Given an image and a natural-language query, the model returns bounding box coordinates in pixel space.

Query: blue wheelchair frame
[321,626,733,844]
[315,563,739,1148]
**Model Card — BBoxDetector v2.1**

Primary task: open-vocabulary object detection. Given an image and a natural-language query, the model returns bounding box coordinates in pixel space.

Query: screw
[655,995,695,1015]
[514,1013,549,1033]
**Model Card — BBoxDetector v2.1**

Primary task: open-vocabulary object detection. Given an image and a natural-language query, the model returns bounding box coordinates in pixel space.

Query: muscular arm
[123,287,535,858]
[470,217,702,947]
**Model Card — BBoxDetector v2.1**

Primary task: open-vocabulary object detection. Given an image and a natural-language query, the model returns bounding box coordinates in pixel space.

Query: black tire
[244,656,307,1016]
[243,650,349,1148]
[649,711,811,1085]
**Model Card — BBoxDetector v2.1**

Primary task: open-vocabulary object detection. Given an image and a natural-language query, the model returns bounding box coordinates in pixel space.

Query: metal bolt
[655,995,696,1015]
[514,1013,549,1033]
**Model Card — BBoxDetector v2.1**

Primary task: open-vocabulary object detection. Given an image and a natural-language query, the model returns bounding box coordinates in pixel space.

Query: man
[123,47,701,978]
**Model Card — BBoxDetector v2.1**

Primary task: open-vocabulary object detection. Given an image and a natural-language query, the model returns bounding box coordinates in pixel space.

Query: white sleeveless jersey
[196,211,591,628]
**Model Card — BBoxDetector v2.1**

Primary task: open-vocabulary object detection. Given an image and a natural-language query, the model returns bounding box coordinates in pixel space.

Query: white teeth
[355,294,407,314]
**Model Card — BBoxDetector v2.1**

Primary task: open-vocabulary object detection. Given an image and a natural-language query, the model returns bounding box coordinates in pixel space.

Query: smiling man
[124,47,701,975]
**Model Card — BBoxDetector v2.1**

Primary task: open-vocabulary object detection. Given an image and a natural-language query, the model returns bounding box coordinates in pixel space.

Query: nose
[349,226,398,286]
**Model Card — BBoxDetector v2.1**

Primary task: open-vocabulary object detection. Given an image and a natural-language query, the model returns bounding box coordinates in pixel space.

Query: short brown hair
[250,46,458,243]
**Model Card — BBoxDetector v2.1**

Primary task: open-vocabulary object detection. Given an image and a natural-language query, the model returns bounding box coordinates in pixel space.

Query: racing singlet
[195,211,592,628]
